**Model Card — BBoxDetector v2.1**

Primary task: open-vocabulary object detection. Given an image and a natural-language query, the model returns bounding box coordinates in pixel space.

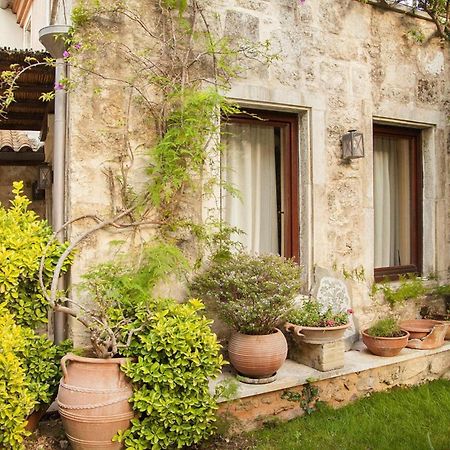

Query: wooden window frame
[373,124,422,282]
[224,109,300,260]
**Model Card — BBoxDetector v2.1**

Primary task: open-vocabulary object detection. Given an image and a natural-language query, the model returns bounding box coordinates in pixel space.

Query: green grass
[253,380,450,450]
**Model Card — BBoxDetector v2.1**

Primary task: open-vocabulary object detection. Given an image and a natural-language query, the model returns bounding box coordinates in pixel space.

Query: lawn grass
[253,380,450,450]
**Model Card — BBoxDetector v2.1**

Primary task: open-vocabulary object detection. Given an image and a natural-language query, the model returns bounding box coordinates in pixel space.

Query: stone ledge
[215,341,450,432]
[212,340,450,402]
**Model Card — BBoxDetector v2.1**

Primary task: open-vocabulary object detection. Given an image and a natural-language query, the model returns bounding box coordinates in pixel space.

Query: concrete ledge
[214,341,450,431]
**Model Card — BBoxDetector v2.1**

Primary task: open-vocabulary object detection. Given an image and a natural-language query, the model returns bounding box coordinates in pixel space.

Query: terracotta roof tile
[0,130,39,152]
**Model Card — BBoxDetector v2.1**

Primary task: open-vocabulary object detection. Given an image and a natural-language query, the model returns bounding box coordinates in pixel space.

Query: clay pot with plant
[190,252,302,381]
[362,318,409,357]
[42,241,224,450]
[285,298,352,344]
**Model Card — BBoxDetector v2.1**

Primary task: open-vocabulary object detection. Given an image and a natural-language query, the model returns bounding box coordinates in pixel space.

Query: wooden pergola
[0,47,54,133]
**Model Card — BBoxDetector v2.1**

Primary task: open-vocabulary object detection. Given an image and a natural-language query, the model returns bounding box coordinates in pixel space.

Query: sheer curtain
[222,123,278,254]
[374,136,410,267]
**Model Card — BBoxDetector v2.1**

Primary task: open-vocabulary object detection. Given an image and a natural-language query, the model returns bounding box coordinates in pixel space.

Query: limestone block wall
[64,0,449,345]
[217,0,450,327]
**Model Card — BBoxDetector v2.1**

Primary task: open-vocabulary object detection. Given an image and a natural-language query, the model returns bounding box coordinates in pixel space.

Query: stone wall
[216,0,449,329]
[218,349,450,432]
[64,0,450,345]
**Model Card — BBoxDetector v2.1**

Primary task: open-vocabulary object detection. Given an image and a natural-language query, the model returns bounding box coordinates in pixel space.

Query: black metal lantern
[38,165,52,189]
[342,130,364,160]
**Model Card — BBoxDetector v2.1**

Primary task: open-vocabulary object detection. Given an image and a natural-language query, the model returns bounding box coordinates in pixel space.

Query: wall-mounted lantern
[38,164,52,190]
[342,129,364,160]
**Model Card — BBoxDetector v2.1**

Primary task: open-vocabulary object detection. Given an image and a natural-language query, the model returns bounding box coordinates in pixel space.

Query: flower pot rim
[362,329,410,340]
[399,319,444,333]
[232,328,283,337]
[286,321,350,332]
[61,352,129,365]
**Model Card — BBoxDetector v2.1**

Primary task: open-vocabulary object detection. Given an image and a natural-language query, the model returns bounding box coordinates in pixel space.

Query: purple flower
[299,0,305,3]
[74,43,82,50]
[54,82,64,91]
[63,50,70,59]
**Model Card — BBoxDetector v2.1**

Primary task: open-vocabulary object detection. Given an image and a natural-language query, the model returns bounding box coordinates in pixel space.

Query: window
[373,125,422,280]
[221,110,299,259]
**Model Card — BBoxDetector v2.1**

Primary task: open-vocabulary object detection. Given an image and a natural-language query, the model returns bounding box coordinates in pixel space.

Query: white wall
[0,7,23,48]
[29,0,50,50]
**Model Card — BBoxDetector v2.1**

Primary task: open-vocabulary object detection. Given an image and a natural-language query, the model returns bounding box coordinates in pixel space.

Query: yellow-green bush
[0,305,34,449]
[0,181,72,328]
[0,304,71,448]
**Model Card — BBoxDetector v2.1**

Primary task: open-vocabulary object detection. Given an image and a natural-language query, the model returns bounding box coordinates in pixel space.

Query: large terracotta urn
[228,328,287,379]
[57,354,133,450]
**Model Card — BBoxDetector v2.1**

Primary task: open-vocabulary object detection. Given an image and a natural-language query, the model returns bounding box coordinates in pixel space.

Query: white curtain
[222,123,278,254]
[374,136,410,267]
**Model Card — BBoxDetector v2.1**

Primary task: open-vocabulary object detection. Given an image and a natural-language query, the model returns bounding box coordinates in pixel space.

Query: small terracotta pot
[362,329,410,357]
[285,322,350,344]
[399,319,443,339]
[25,404,49,432]
[228,329,287,379]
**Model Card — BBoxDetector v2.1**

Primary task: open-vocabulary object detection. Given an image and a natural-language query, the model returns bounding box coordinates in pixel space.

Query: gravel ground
[25,416,255,450]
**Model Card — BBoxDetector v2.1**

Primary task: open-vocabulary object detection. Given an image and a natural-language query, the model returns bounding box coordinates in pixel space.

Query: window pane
[222,123,280,254]
[374,136,411,267]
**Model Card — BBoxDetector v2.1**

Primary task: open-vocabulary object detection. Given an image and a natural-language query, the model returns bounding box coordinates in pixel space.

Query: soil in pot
[228,329,287,382]
[362,330,410,357]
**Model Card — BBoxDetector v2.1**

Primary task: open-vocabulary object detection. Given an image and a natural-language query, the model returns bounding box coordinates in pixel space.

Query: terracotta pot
[399,319,444,339]
[406,323,447,350]
[285,322,350,344]
[362,329,410,357]
[228,329,287,379]
[422,315,450,340]
[25,404,49,432]
[57,354,133,450]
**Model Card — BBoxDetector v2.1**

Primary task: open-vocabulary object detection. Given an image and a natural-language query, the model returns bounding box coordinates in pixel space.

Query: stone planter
[362,330,410,357]
[57,354,133,450]
[228,329,287,381]
[285,322,349,371]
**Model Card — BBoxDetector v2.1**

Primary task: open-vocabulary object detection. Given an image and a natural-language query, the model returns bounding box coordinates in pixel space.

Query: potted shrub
[362,318,409,357]
[285,297,352,344]
[190,252,302,381]
[48,245,224,450]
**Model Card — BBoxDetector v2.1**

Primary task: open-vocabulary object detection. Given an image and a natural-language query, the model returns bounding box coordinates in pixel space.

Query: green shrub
[288,298,351,327]
[0,305,35,449]
[0,303,70,448]
[115,298,225,450]
[375,275,427,308]
[366,318,404,338]
[0,181,72,328]
[18,330,72,407]
[189,252,302,335]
